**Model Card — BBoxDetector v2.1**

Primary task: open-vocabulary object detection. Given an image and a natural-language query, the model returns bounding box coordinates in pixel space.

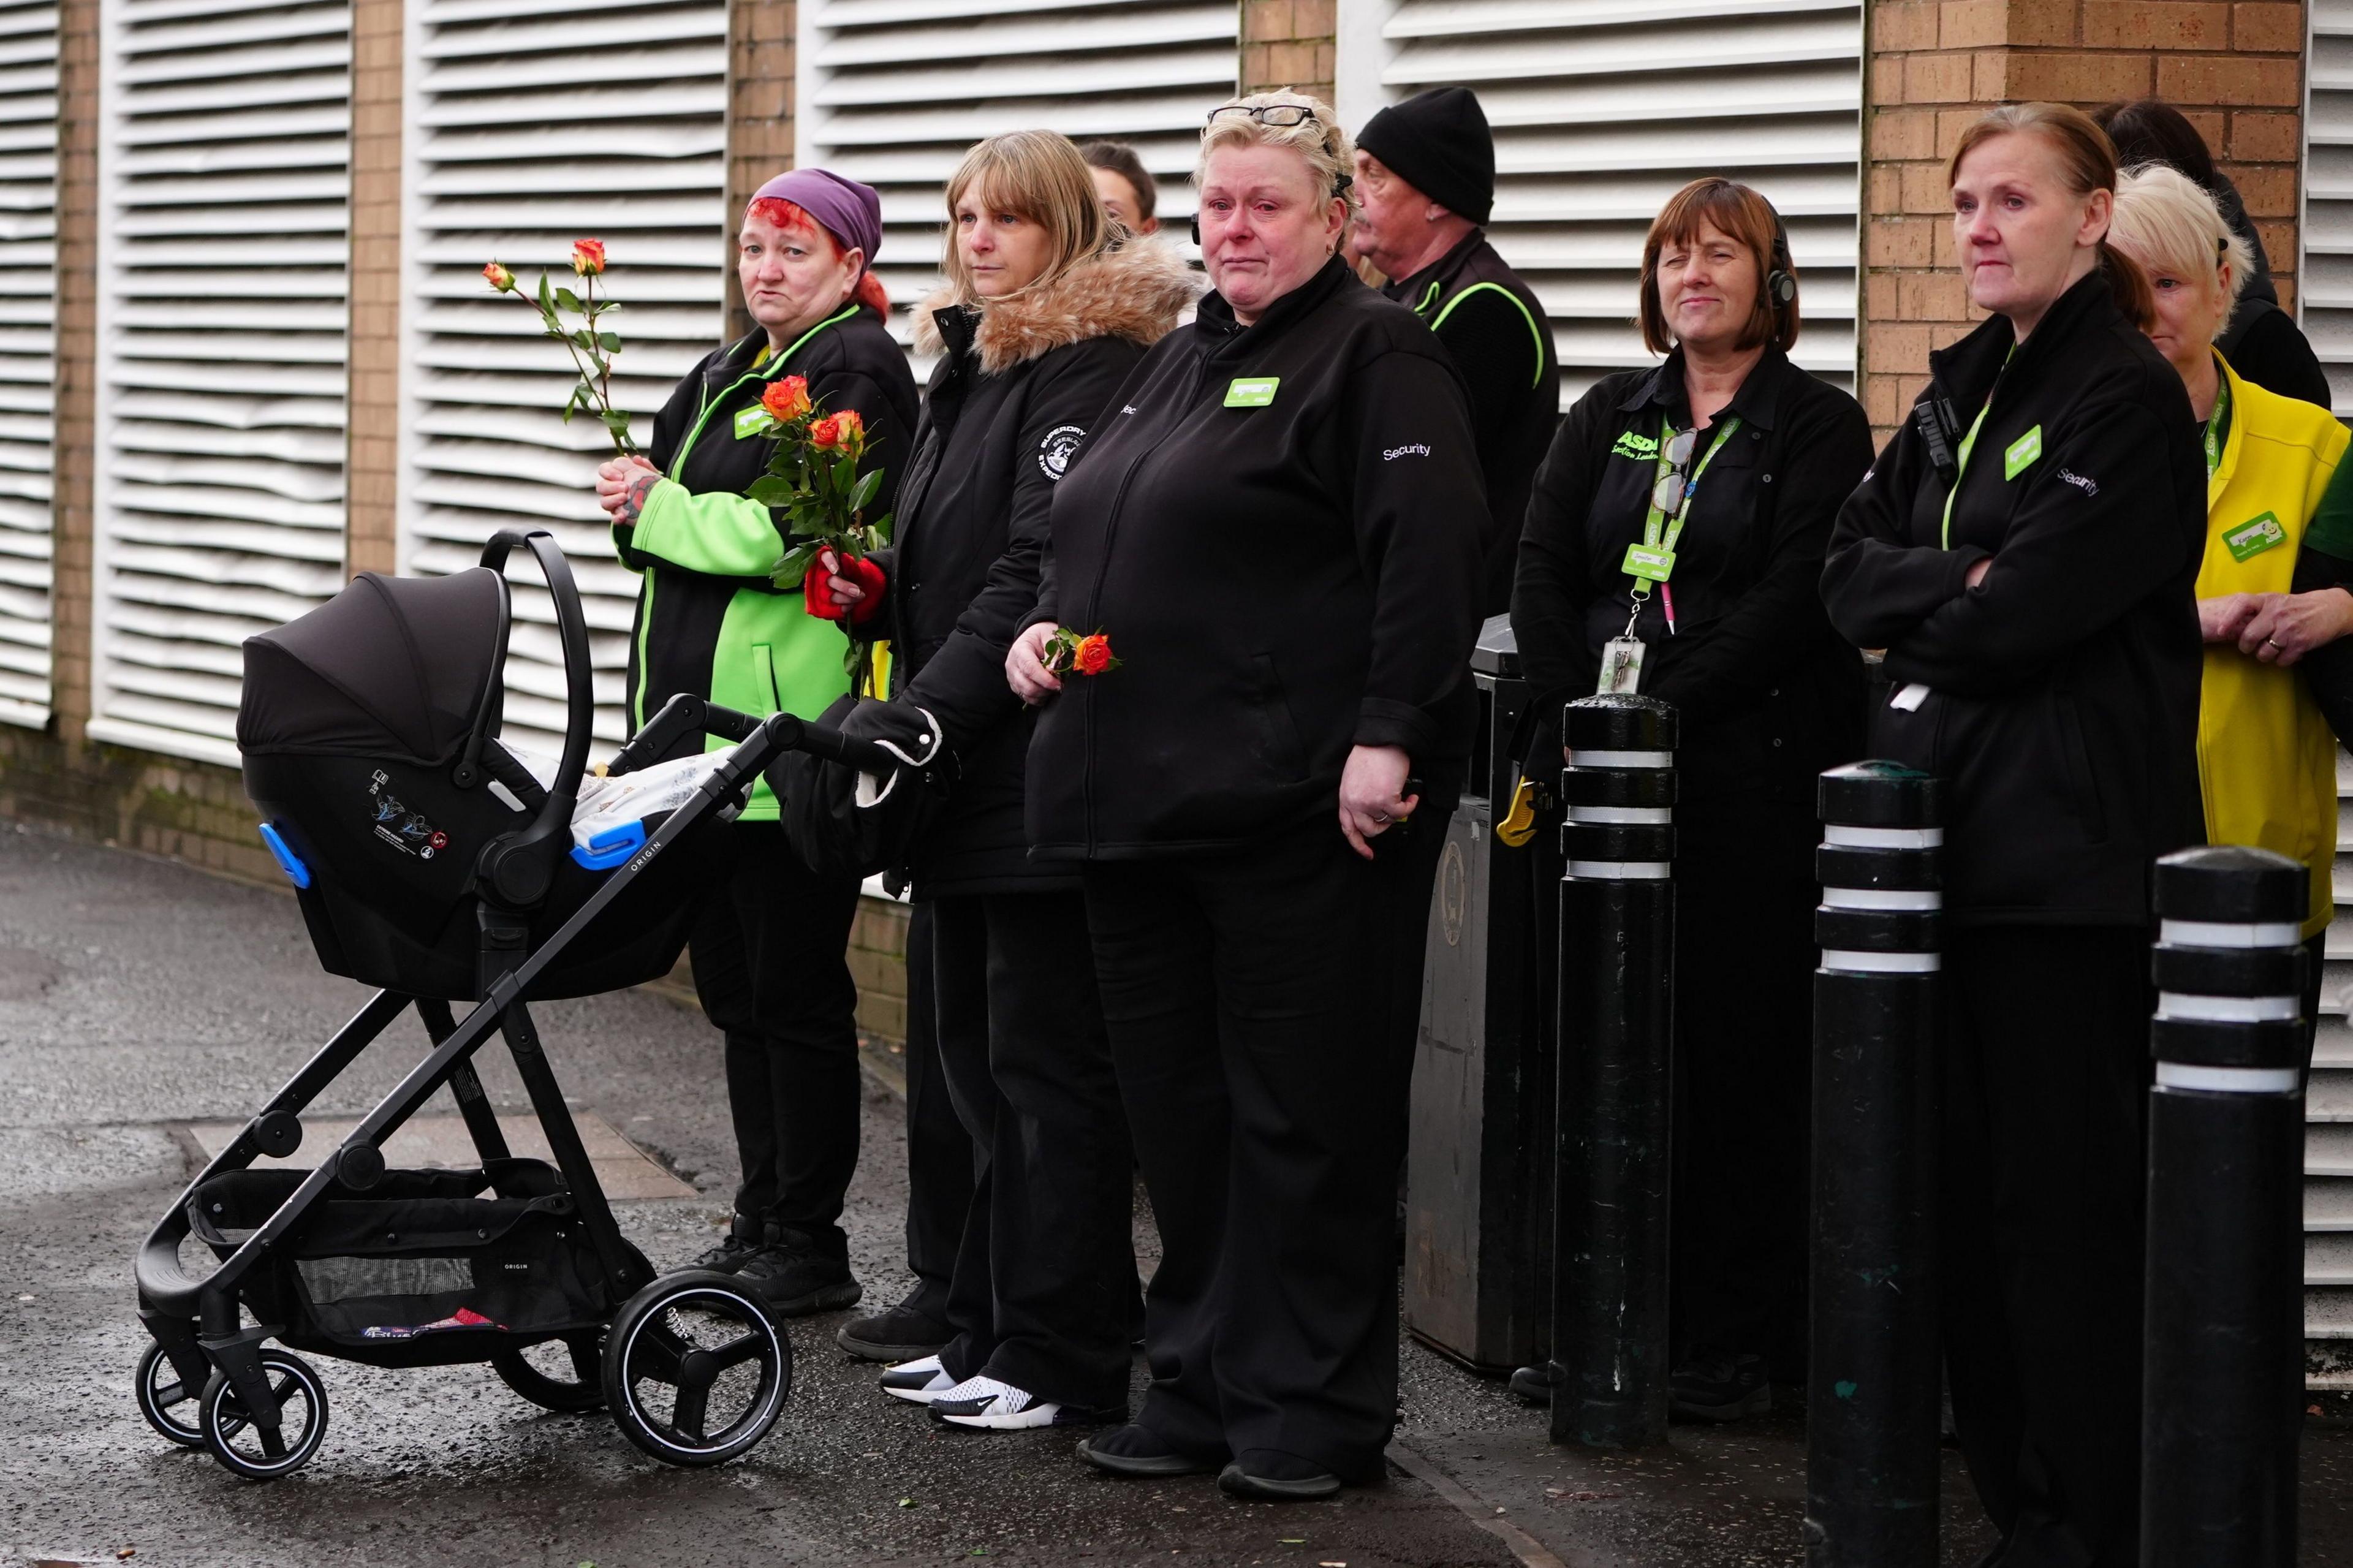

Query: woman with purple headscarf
[592,170,919,1314]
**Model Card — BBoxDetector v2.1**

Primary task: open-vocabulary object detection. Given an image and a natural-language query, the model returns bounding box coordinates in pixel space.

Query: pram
[132,529,916,1480]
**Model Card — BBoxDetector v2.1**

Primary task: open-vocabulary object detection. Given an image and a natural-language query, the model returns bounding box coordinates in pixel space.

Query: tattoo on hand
[619,472,658,526]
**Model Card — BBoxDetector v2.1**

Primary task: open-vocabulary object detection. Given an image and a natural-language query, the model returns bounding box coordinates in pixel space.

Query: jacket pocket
[1248,653,1308,782]
[754,643,781,716]
[2052,690,2109,843]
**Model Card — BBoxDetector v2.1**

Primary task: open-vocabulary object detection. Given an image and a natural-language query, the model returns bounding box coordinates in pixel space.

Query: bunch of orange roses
[745,375,892,667]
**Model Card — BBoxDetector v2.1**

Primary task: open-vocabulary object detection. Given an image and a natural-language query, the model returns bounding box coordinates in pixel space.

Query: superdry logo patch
[1611,431,1659,461]
[1037,425,1085,480]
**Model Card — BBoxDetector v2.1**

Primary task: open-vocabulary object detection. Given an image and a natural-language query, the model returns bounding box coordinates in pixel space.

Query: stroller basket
[189,1161,616,1368]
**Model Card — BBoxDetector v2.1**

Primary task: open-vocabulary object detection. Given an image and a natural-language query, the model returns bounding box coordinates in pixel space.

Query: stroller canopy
[239,570,504,764]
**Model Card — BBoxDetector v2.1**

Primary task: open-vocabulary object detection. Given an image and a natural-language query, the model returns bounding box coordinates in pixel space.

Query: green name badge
[1224,376,1279,408]
[2004,425,2042,480]
[734,404,768,439]
[2224,510,2287,563]
[1621,543,1676,582]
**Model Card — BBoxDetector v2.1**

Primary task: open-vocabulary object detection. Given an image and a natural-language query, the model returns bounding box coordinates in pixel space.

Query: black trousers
[689,822,864,1246]
[900,902,974,1314]
[1083,813,1450,1481]
[1941,925,2151,1568]
[1671,793,1819,1374]
[931,890,1134,1410]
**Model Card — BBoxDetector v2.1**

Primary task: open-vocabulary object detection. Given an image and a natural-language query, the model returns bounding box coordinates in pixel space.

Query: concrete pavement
[0,822,2340,1566]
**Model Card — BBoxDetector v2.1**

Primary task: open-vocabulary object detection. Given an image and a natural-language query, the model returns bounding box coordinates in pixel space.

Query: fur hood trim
[911,238,1201,374]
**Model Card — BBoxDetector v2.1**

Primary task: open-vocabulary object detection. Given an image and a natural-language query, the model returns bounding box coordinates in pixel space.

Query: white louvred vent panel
[2305,1,2353,413]
[401,0,727,756]
[800,0,1235,351]
[0,0,52,730]
[1339,0,1863,409]
[89,0,351,766]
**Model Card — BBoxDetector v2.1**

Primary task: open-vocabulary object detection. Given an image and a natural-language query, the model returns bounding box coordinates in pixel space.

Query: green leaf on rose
[555,286,583,312]
[847,468,882,513]
[597,331,621,352]
[746,475,796,507]
[536,271,556,314]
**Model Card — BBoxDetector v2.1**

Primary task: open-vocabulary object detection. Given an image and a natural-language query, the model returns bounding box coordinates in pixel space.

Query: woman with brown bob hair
[1822,102,2205,1563]
[1510,176,1872,1420]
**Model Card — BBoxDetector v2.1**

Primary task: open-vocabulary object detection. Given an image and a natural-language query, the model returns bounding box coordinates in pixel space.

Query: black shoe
[1507,1362,1556,1406]
[688,1218,769,1275]
[1077,1423,1221,1478]
[1218,1449,1342,1501]
[837,1289,954,1362]
[738,1228,863,1317]
[1670,1349,1771,1423]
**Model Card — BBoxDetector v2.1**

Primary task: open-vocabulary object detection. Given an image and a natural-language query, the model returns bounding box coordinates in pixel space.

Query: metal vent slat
[88,0,347,763]
[400,0,727,755]
[0,0,50,729]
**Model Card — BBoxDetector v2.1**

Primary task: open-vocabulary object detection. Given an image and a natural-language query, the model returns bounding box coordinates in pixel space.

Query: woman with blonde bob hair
[1008,91,1487,1498]
[816,127,1198,1428]
[1510,176,1871,1421]
[1824,102,2207,1564]
[2109,162,2349,1050]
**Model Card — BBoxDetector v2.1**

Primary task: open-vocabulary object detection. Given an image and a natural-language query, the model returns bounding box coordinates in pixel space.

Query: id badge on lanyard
[1598,414,1740,694]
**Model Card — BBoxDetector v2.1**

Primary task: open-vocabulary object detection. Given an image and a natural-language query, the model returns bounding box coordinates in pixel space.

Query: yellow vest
[2194,355,2349,936]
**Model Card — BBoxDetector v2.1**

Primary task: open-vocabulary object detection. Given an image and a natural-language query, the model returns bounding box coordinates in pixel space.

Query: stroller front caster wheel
[135,1340,226,1449]
[602,1270,791,1467]
[199,1349,328,1480]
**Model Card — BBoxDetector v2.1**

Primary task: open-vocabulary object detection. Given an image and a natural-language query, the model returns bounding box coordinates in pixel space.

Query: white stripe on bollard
[1568,860,1670,881]
[1821,950,1941,974]
[2153,1061,2302,1094]
[2155,991,2300,1023]
[1566,806,1672,825]
[1567,748,1673,769]
[1824,824,1946,849]
[2159,918,2302,949]
[1821,887,1942,911]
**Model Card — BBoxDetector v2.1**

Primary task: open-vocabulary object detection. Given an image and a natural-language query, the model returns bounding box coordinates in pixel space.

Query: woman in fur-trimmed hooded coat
[817,133,1199,1429]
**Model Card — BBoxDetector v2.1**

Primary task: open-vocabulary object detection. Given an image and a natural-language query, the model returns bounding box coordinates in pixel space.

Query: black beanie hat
[1355,86,1495,225]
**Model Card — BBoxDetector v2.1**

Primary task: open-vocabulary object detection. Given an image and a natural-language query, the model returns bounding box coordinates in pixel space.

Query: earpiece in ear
[1191,215,1201,247]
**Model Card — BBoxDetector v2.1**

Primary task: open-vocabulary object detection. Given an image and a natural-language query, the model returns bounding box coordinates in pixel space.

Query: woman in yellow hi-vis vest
[2111,163,2349,1056]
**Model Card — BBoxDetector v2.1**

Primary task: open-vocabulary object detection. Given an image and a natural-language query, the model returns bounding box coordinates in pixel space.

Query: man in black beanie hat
[1354,86,1557,613]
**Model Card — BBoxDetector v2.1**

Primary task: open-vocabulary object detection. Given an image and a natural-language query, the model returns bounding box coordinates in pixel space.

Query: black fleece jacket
[1384,229,1560,612]
[1511,344,1872,805]
[1025,256,1487,858]
[1821,269,2206,925]
[873,242,1197,896]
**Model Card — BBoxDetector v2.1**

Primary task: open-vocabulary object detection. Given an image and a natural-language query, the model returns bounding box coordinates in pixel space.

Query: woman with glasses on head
[815,129,1198,1432]
[1508,177,1872,1422]
[1821,104,2206,1564]
[1005,91,1487,1500]
[2107,163,2350,1061]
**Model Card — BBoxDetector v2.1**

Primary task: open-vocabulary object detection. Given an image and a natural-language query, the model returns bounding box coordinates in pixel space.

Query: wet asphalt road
[0,823,2342,1567]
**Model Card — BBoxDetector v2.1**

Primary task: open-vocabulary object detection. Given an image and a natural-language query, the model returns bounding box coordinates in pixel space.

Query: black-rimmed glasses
[1208,104,1319,129]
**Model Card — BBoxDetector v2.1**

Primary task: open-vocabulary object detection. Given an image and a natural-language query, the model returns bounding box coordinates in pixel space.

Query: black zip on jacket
[1512,343,1873,804]
[1025,256,1488,858]
[876,241,1198,897]
[1821,269,2205,925]
[619,306,919,752]
[1385,229,1559,613]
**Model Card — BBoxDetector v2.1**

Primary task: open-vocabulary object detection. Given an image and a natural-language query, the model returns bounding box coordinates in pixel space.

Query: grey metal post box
[1404,614,1557,1373]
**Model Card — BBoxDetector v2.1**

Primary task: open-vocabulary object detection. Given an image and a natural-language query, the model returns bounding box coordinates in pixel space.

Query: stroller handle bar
[610,694,901,782]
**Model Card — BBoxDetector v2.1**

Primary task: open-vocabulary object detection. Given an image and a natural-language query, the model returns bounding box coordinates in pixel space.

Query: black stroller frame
[132,529,903,1480]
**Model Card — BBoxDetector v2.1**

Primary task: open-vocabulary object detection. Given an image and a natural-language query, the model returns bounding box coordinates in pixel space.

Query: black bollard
[1805,762,1943,1568]
[2143,846,2308,1568]
[1549,694,1676,1449]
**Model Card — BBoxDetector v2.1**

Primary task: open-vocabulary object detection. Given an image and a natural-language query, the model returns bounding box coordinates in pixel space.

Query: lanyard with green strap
[1939,345,2016,549]
[2204,367,2232,481]
[1623,414,1742,595]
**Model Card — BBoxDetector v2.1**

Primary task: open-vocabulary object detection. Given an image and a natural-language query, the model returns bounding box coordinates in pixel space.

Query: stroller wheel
[603,1270,791,1468]
[493,1335,607,1413]
[199,1350,328,1481]
[135,1340,235,1449]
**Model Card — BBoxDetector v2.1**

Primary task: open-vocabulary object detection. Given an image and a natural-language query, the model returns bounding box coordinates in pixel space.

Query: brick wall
[346,0,403,578]
[1862,0,2308,438]
[50,0,93,751]
[724,0,795,341]
[1241,0,1336,104]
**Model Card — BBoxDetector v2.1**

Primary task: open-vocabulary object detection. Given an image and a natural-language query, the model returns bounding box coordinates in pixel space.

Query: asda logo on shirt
[1610,431,1659,461]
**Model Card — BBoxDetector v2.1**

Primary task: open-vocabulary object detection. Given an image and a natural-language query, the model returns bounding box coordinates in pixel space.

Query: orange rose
[808,414,844,450]
[832,408,866,456]
[571,237,607,276]
[482,260,515,292]
[762,376,810,422]
[1074,634,1113,675]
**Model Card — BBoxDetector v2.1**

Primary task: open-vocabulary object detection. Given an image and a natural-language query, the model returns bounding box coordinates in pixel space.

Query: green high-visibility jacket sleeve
[620,477,789,581]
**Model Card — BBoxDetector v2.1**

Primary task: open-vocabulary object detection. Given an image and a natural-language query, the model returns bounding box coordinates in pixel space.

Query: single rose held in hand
[483,236,634,453]
[1044,628,1121,677]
